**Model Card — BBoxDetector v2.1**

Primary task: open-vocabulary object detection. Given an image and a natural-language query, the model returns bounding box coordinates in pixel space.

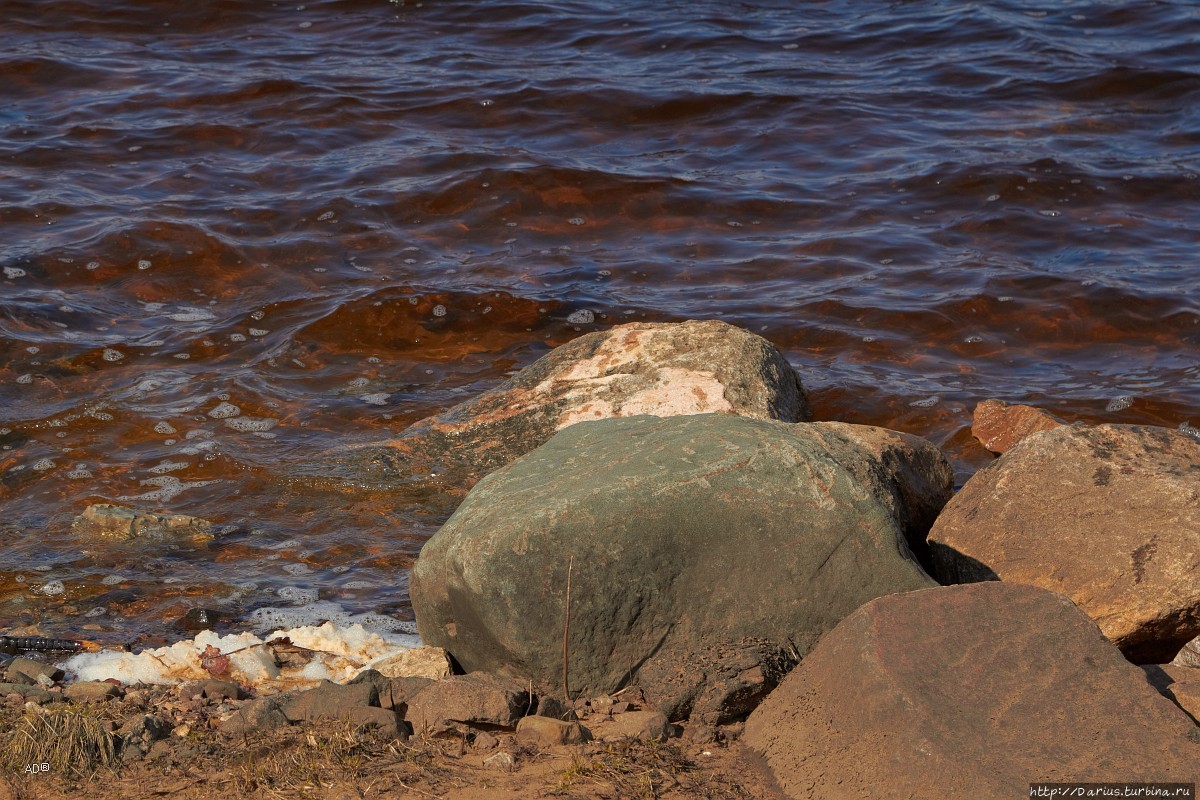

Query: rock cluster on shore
[11,319,1199,799]
[398,320,1199,794]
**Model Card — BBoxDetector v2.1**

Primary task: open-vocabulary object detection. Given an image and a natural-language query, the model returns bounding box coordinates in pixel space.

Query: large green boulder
[410,413,940,721]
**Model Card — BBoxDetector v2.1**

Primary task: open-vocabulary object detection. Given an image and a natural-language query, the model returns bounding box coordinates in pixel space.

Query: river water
[2,0,1198,647]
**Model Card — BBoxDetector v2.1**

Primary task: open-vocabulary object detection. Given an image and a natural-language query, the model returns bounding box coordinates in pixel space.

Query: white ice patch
[63,621,421,688]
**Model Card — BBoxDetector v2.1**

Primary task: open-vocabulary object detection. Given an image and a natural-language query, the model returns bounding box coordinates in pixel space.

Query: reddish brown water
[2,0,1198,646]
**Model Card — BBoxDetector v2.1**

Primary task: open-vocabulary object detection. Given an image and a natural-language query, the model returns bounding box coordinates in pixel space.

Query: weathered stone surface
[64,681,123,702]
[345,706,406,735]
[405,673,530,736]
[369,646,452,680]
[929,424,1200,663]
[593,711,673,743]
[411,413,935,717]
[532,695,574,721]
[349,670,437,715]
[219,694,294,735]
[1172,634,1200,668]
[1142,664,1200,724]
[515,716,591,747]
[343,320,809,491]
[804,421,953,555]
[119,714,172,757]
[280,680,378,724]
[971,399,1065,454]
[745,583,1200,800]
[635,638,796,725]
[0,682,61,704]
[182,679,242,701]
[6,657,63,684]
[72,503,217,543]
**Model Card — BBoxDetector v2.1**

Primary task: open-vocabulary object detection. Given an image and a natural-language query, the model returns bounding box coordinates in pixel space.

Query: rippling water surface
[2,0,1198,646]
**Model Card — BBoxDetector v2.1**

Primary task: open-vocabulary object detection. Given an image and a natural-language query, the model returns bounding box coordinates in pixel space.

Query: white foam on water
[246,601,418,641]
[276,586,319,603]
[1105,395,1134,412]
[208,402,241,419]
[147,459,189,474]
[117,476,218,503]
[169,307,217,322]
[63,621,420,687]
[224,416,278,432]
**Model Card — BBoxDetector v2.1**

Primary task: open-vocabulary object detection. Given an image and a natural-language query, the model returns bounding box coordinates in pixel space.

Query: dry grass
[228,721,457,800]
[551,738,694,799]
[0,704,121,780]
[0,692,775,800]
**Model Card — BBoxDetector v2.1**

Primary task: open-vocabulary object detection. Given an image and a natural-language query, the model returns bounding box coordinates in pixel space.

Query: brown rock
[635,638,798,725]
[795,421,952,560]
[594,710,673,742]
[807,422,952,538]
[532,695,574,721]
[343,320,809,490]
[72,503,216,543]
[369,646,452,680]
[515,716,591,747]
[218,694,294,735]
[0,683,60,704]
[118,714,172,756]
[350,671,438,714]
[745,583,1200,800]
[382,676,436,713]
[472,731,500,751]
[200,680,243,701]
[405,672,530,736]
[345,706,407,736]
[929,423,1200,662]
[6,657,64,684]
[1142,664,1200,724]
[64,681,123,702]
[1172,635,1200,668]
[280,680,378,724]
[178,679,243,701]
[971,399,1065,454]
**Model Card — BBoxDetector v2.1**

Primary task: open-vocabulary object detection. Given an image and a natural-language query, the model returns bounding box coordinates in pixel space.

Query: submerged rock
[410,413,936,719]
[929,423,1200,663]
[340,319,809,491]
[72,503,219,543]
[744,583,1200,800]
